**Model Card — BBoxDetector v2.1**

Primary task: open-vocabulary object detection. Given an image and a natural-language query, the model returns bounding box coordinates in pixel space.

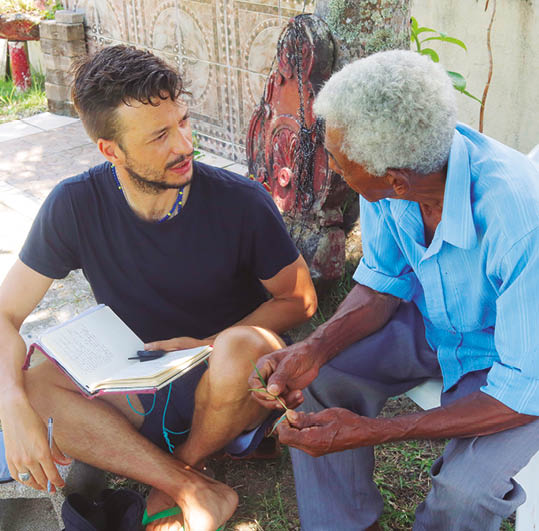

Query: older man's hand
[248,342,320,411]
[276,408,372,457]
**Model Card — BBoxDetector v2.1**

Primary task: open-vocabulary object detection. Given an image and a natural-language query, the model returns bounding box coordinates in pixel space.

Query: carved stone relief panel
[225,1,313,159]
[63,0,129,53]
[62,0,317,160]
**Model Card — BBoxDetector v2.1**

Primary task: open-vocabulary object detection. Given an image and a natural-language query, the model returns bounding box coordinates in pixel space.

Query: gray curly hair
[314,50,457,176]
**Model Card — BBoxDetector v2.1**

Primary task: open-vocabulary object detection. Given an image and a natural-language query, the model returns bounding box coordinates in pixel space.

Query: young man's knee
[23,359,71,412]
[211,326,282,369]
[25,358,71,391]
[207,326,282,394]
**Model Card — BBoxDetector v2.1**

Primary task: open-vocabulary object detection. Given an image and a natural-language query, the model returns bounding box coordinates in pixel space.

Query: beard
[123,151,195,195]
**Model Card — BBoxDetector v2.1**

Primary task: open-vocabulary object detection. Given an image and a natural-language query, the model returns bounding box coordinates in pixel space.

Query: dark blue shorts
[138,363,206,452]
[137,359,281,456]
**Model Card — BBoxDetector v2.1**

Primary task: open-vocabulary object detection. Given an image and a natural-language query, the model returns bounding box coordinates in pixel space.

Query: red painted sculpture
[0,14,40,41]
[8,41,32,92]
[247,15,352,284]
[0,13,40,93]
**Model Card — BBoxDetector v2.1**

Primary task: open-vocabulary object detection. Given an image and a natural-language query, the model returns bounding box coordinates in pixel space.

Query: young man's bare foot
[145,489,184,531]
[170,467,238,531]
[145,459,216,530]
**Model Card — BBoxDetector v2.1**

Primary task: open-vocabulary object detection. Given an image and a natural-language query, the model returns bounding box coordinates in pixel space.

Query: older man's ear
[386,169,412,197]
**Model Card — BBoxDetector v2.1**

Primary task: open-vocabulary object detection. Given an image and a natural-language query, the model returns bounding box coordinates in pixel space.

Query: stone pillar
[39,10,86,117]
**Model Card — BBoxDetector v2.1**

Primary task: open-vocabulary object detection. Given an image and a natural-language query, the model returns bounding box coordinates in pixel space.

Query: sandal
[142,506,224,530]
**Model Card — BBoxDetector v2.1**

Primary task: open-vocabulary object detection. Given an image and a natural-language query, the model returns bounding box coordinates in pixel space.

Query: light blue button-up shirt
[354,123,539,415]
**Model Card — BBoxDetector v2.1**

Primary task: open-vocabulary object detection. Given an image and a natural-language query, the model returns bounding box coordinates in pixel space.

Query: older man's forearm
[304,283,400,367]
[352,391,537,448]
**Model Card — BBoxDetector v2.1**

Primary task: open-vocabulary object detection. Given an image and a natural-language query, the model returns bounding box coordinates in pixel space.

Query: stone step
[0,462,105,531]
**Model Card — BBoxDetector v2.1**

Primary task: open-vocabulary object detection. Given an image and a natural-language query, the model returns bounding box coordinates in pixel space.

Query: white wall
[27,41,44,74]
[411,0,539,153]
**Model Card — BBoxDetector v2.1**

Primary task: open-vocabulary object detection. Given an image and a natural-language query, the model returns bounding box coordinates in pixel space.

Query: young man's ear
[97,138,124,166]
[386,169,411,197]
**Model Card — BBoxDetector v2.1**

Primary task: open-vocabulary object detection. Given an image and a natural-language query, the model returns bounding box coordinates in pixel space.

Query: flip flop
[142,506,224,530]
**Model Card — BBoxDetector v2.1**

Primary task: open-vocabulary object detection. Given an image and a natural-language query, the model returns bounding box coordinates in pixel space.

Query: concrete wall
[411,0,539,153]
[28,41,45,74]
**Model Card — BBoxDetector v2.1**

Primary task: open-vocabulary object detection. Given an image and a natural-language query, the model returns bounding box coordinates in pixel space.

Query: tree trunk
[315,0,411,69]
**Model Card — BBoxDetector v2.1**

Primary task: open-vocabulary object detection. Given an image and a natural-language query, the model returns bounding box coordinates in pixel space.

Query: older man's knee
[416,448,524,529]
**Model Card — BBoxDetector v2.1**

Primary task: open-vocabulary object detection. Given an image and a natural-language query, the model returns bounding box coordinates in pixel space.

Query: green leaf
[248,386,289,411]
[415,26,437,35]
[447,71,467,91]
[461,89,483,104]
[420,48,440,62]
[275,395,289,410]
[251,361,267,387]
[422,35,467,51]
[410,16,418,33]
[248,387,271,395]
[411,31,421,51]
[269,412,288,436]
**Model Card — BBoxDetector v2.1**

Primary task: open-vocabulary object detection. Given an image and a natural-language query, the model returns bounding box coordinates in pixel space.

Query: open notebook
[23,304,212,398]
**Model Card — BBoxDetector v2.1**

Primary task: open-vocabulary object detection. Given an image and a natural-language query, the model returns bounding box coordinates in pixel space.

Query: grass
[0,69,47,124]
[106,396,515,530]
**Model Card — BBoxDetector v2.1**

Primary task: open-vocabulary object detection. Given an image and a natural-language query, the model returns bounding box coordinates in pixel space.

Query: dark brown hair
[71,45,184,143]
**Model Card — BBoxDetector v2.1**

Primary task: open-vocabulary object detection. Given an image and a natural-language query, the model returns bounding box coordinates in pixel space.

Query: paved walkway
[0,111,247,531]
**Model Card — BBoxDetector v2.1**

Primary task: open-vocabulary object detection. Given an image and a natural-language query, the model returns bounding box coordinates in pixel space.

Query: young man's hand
[248,342,320,410]
[3,401,71,491]
[144,336,210,352]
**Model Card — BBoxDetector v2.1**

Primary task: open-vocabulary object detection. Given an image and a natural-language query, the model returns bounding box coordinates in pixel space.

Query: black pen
[128,349,166,362]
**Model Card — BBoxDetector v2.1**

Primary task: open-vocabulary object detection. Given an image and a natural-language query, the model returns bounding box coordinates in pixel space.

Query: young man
[251,50,539,530]
[0,45,316,531]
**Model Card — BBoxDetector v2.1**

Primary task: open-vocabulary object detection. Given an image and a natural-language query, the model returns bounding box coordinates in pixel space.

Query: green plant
[191,129,204,160]
[410,16,481,104]
[0,69,47,123]
[42,1,63,19]
[0,85,17,106]
[0,0,63,19]
[249,362,290,435]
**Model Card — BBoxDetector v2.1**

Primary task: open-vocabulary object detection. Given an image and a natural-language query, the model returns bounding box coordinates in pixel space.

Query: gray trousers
[290,303,539,530]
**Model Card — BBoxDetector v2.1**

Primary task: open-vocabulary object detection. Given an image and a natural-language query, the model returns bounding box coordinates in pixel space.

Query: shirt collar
[439,129,478,249]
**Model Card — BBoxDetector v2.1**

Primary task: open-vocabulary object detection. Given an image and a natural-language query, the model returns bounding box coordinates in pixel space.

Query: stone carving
[151,5,211,105]
[64,0,126,51]
[245,20,283,106]
[247,14,351,284]
[61,1,314,161]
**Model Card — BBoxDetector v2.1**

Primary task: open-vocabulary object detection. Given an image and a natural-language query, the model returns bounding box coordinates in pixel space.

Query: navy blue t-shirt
[20,161,299,342]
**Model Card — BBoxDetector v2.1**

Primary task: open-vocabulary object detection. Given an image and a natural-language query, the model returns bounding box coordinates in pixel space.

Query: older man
[0,46,316,531]
[251,50,539,530]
